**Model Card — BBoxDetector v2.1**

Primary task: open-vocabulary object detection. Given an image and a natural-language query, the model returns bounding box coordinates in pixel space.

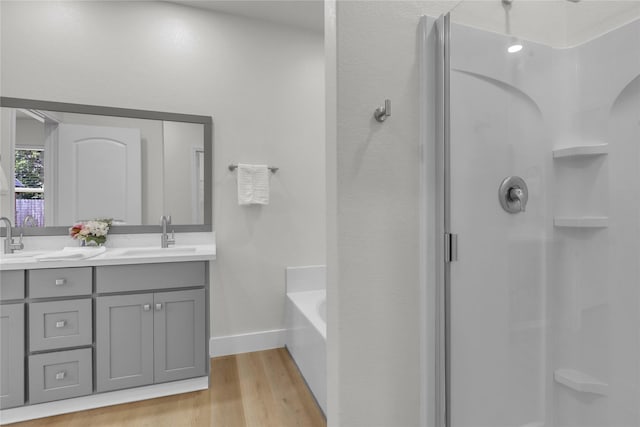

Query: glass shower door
[443,3,640,426]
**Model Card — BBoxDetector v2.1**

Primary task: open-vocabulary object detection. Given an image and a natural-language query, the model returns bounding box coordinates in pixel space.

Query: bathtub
[285,265,326,415]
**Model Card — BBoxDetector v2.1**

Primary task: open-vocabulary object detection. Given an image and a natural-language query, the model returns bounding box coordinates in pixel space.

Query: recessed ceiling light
[508,44,523,53]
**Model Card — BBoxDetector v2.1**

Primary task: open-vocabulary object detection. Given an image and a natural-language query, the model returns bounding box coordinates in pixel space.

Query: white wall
[1,1,325,340]
[329,2,450,426]
[15,117,45,149]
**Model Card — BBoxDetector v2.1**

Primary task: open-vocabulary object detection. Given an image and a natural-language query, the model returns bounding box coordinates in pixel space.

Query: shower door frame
[434,12,451,427]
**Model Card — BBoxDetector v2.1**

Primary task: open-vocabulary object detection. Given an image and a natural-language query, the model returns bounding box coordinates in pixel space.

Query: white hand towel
[237,164,270,205]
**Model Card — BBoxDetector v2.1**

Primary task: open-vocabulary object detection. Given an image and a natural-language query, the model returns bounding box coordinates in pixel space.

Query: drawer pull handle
[55,371,66,380]
[55,320,66,328]
[155,303,163,311]
[143,304,151,311]
[55,279,66,286]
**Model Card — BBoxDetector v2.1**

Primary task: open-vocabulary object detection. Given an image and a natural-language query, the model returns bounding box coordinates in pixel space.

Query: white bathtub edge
[285,290,327,414]
[286,265,326,293]
[287,290,327,340]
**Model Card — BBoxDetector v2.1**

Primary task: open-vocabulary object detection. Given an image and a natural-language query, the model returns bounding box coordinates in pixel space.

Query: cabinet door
[96,294,154,392]
[154,289,206,383]
[0,303,24,409]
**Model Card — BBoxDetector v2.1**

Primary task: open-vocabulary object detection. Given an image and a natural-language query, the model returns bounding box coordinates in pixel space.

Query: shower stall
[424,2,640,426]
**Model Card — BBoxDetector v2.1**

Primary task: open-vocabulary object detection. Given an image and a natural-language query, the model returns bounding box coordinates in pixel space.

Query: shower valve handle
[508,187,526,212]
[499,176,528,214]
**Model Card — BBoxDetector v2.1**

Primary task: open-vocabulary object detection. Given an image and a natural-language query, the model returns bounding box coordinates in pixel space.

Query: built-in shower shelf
[554,369,608,395]
[554,216,609,228]
[552,144,608,159]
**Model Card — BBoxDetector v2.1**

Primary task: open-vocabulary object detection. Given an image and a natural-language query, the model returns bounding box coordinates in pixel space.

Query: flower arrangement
[69,219,112,246]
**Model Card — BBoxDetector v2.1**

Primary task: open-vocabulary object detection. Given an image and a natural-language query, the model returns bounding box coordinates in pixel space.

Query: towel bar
[228,164,279,173]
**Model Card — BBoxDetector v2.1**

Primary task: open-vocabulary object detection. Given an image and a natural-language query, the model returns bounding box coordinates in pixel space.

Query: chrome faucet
[160,215,175,248]
[0,217,24,254]
[22,215,37,228]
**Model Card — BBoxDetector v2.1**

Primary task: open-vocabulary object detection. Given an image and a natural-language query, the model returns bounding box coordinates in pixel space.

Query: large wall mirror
[0,97,212,235]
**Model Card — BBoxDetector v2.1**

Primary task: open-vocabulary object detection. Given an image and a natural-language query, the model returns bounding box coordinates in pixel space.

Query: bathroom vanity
[0,97,216,424]
[0,245,215,424]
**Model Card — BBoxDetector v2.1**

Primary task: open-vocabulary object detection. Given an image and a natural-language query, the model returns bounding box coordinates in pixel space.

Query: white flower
[82,220,110,237]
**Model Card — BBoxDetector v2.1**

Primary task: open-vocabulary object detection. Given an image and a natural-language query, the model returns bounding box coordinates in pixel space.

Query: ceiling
[174,0,324,33]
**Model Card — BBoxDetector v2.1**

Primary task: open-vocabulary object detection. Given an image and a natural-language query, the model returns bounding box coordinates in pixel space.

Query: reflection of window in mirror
[15,148,44,227]
[15,109,47,227]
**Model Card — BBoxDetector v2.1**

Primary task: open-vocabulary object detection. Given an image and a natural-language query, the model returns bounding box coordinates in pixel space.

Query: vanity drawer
[29,267,92,298]
[28,348,92,404]
[29,299,92,352]
[0,270,25,301]
[96,262,206,293]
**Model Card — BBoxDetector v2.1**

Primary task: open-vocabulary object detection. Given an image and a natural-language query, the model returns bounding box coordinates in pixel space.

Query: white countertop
[0,233,216,271]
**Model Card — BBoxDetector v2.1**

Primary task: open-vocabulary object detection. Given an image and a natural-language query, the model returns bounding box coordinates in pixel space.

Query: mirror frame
[0,97,213,236]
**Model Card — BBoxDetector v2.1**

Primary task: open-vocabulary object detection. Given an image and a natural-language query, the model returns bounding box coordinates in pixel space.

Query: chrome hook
[374,99,391,122]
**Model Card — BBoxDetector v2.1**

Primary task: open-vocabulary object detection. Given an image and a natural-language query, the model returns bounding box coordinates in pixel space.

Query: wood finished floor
[11,348,326,427]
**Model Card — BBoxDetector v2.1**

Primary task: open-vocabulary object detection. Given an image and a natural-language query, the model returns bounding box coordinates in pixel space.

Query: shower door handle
[445,233,458,262]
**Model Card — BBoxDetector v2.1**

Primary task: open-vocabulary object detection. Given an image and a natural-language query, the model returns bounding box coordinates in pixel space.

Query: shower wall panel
[447,15,640,427]
[449,23,551,427]
[549,18,640,427]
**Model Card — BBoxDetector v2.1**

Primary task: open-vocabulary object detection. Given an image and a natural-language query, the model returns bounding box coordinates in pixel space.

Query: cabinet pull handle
[143,304,151,311]
[55,371,66,380]
[55,320,66,328]
[55,279,66,286]
[155,303,163,311]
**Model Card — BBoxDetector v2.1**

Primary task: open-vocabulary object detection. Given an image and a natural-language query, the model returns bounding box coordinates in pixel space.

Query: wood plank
[10,349,325,427]
[236,351,280,427]
[211,355,246,426]
[263,348,326,427]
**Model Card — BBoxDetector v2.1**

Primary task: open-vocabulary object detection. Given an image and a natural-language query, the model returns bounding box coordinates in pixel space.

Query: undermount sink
[0,251,44,260]
[117,246,198,257]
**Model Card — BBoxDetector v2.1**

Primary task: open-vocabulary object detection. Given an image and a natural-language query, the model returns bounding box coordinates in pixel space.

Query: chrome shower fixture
[499,176,528,213]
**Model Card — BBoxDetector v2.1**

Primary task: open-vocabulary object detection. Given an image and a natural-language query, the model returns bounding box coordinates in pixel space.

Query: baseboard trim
[209,329,287,357]
[0,376,209,425]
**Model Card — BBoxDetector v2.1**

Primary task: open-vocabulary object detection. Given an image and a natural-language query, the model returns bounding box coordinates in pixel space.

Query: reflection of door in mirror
[55,124,141,225]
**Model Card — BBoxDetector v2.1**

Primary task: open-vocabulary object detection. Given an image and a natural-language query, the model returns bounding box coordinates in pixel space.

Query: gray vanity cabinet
[96,288,206,392]
[0,260,209,418]
[154,289,206,383]
[0,303,25,409]
[96,294,155,392]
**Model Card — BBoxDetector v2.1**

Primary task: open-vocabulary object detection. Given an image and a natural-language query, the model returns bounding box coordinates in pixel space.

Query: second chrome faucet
[160,215,175,248]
